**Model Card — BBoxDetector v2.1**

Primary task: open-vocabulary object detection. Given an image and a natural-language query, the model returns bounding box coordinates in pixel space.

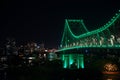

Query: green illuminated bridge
[56,10,120,69]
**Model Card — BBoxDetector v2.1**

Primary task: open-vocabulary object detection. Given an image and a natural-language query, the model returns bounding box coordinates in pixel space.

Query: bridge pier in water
[60,52,84,69]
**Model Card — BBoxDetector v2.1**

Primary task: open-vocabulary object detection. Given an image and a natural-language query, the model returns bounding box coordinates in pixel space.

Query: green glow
[65,13,120,39]
[62,54,65,61]
[69,54,73,65]
[59,10,120,69]
[67,20,88,36]
[61,54,84,69]
[63,55,68,68]
[60,11,120,50]
[79,54,84,68]
[66,19,88,39]
[61,20,67,48]
[77,55,80,68]
[57,45,120,52]
[64,58,67,68]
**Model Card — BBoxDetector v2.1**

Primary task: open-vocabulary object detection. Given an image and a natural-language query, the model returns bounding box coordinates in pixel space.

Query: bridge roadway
[57,45,120,53]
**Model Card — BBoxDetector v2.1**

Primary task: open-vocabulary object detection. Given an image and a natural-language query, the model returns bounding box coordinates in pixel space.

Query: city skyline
[0,0,120,48]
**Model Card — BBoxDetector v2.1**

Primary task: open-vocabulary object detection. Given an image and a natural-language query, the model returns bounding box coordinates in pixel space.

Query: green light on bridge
[59,10,120,69]
[60,11,120,49]
[62,54,84,69]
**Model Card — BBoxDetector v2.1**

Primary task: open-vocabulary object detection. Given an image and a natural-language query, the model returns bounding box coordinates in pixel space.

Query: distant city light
[28,57,35,60]
[45,50,48,52]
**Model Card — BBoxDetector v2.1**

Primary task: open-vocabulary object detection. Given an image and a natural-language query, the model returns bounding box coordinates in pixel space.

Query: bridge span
[56,10,120,69]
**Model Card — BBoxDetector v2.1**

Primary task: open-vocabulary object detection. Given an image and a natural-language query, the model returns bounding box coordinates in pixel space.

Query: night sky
[0,0,120,48]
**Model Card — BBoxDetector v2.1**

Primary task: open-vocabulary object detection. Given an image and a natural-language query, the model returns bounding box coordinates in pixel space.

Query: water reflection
[103,74,120,80]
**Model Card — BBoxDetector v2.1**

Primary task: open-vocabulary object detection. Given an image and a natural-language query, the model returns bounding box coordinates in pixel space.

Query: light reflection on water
[103,74,120,80]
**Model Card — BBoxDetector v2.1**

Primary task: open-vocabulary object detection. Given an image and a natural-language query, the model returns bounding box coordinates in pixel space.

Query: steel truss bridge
[56,10,120,69]
[58,10,120,52]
